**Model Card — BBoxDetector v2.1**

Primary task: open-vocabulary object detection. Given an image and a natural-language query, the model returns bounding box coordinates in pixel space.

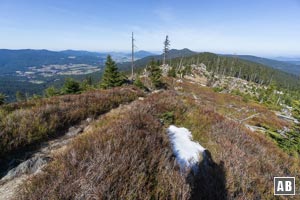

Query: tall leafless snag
[163,35,170,66]
[131,32,135,81]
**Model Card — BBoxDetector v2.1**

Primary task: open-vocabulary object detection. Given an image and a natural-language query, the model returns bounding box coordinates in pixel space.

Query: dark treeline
[161,52,300,90]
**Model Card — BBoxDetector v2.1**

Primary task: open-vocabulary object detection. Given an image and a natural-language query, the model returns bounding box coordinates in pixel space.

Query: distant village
[15,64,101,83]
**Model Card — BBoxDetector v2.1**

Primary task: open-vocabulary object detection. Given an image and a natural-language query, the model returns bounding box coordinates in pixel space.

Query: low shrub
[0,86,143,159]
[18,91,190,200]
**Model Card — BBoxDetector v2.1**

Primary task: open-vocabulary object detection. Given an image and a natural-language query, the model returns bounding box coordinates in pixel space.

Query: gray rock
[2,155,51,182]
[86,118,93,123]
[66,126,83,137]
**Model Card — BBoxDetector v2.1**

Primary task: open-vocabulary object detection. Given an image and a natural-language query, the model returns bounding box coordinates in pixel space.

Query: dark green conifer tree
[134,76,146,90]
[0,93,6,105]
[44,86,59,97]
[62,78,81,94]
[168,66,176,77]
[149,59,162,88]
[100,55,124,89]
[16,91,26,102]
[80,76,94,91]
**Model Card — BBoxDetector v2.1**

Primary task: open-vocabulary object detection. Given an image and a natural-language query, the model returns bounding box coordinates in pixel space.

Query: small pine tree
[86,76,93,85]
[62,78,81,94]
[44,86,59,97]
[80,76,94,91]
[183,65,192,76]
[16,91,26,102]
[100,55,124,89]
[149,59,163,88]
[30,94,42,100]
[0,93,6,105]
[168,66,176,77]
[134,77,146,90]
[156,59,161,66]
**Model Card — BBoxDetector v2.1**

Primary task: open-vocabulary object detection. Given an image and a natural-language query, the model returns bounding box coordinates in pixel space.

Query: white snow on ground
[167,125,206,171]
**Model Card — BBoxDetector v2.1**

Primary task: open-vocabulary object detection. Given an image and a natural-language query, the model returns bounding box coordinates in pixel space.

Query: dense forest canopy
[130,52,300,91]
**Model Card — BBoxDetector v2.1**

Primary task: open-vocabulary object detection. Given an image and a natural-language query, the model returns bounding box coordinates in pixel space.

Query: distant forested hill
[124,50,300,90]
[172,53,300,90]
[286,61,300,66]
[131,50,156,58]
[1,48,299,102]
[118,48,197,70]
[0,49,155,102]
[223,54,300,75]
[0,49,104,74]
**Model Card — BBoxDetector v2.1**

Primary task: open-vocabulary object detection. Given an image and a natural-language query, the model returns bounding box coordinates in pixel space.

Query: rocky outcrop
[161,64,171,76]
[1,155,51,182]
[0,117,93,200]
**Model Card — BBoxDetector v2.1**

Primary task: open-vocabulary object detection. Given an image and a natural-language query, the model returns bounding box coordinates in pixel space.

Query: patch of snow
[167,125,205,172]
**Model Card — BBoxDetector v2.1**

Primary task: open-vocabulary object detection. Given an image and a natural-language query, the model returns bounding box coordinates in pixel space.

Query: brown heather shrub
[180,104,300,199]
[174,80,290,132]
[208,120,300,199]
[10,84,300,199]
[169,86,300,199]
[0,86,143,159]
[18,91,191,200]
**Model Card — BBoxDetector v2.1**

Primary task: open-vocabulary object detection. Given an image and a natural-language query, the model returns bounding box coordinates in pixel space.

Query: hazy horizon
[2,48,300,59]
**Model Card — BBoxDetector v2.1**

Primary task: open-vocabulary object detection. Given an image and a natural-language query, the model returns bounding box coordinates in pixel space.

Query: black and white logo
[274,177,295,195]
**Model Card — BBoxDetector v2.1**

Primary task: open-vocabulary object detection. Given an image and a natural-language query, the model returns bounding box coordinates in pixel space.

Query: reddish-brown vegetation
[173,82,300,199]
[18,91,191,200]
[0,87,143,158]
[9,82,300,199]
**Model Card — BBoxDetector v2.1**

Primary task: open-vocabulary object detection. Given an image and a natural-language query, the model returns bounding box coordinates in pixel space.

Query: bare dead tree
[163,35,170,65]
[131,32,135,81]
[268,74,273,85]
[238,67,242,79]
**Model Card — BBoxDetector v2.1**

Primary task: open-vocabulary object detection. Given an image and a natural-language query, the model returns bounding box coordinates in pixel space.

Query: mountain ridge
[117,48,198,70]
[223,54,300,75]
[1,48,300,102]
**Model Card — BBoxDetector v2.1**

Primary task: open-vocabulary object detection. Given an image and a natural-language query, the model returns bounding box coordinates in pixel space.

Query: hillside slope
[120,51,300,90]
[169,52,300,90]
[0,86,143,175]
[0,76,298,199]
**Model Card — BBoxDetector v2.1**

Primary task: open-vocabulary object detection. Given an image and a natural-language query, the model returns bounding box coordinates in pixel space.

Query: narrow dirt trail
[0,98,142,200]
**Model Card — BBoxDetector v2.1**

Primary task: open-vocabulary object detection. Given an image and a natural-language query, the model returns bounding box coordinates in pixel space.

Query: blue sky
[0,0,300,56]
